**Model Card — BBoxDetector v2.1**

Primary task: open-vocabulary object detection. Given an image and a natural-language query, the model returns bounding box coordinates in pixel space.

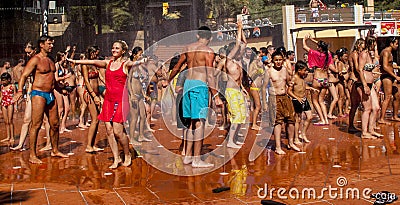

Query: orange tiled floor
[0,109,399,204]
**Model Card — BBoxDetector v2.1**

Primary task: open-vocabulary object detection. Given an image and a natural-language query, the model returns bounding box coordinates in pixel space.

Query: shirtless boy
[288,61,316,144]
[262,51,300,155]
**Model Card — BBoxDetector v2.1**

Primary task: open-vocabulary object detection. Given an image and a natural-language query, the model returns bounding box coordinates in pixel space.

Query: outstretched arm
[303,34,311,52]
[67,58,108,68]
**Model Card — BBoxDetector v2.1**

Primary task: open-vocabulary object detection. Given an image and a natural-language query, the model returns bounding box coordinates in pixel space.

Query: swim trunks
[292,97,311,113]
[274,94,295,125]
[225,88,247,124]
[183,79,209,120]
[31,90,55,105]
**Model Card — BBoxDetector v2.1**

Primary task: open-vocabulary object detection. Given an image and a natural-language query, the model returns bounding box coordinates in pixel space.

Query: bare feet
[275,149,286,155]
[377,120,391,125]
[227,143,242,149]
[288,144,301,152]
[10,145,22,151]
[93,146,104,152]
[109,157,122,169]
[299,134,311,143]
[183,156,193,164]
[361,133,377,139]
[391,117,400,122]
[51,151,69,158]
[29,156,43,164]
[39,145,52,152]
[192,160,214,168]
[138,136,152,142]
[294,139,302,145]
[122,154,132,167]
[78,123,88,129]
[370,131,384,137]
[85,146,95,153]
[1,138,10,143]
[327,114,337,119]
[251,125,262,131]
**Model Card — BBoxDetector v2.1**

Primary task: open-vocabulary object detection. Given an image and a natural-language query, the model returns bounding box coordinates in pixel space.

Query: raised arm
[303,35,311,52]
[67,58,108,68]
[227,22,243,60]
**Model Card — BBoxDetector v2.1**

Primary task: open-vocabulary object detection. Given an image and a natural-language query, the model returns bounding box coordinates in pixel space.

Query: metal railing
[208,8,282,31]
[363,8,400,21]
[295,6,354,23]
[24,7,64,14]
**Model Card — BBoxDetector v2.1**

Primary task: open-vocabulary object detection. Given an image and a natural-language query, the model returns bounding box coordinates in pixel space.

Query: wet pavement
[1,109,400,205]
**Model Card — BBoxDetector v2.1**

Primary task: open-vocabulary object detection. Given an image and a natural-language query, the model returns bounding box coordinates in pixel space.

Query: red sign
[381,22,395,35]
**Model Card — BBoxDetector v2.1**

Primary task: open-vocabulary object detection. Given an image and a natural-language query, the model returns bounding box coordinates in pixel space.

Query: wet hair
[86,46,97,60]
[317,40,329,69]
[336,47,348,59]
[295,60,308,73]
[385,36,398,47]
[365,36,376,51]
[169,55,180,71]
[251,47,258,55]
[218,46,227,56]
[130,46,143,61]
[56,51,66,62]
[197,26,212,40]
[0,72,11,81]
[271,50,284,60]
[276,46,286,57]
[286,50,295,58]
[37,35,54,51]
[353,38,365,51]
[259,47,267,55]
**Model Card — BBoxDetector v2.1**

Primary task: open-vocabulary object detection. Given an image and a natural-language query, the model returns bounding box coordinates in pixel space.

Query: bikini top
[88,69,99,79]
[363,63,375,72]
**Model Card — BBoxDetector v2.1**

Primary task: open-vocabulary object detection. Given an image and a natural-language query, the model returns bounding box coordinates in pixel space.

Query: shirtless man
[169,26,222,168]
[262,51,300,155]
[379,37,400,124]
[14,35,68,163]
[0,61,11,76]
[224,21,248,148]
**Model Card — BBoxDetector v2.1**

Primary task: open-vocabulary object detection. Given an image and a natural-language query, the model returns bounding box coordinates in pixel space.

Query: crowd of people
[0,23,398,169]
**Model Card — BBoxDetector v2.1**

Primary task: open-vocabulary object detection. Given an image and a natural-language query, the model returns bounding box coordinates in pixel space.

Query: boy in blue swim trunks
[169,26,222,168]
[14,35,68,164]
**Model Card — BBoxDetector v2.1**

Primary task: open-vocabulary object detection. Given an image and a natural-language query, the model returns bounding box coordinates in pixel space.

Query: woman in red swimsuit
[68,40,147,169]
[0,73,15,145]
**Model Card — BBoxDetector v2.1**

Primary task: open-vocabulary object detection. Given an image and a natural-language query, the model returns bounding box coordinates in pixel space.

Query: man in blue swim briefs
[169,26,222,168]
[14,35,68,164]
